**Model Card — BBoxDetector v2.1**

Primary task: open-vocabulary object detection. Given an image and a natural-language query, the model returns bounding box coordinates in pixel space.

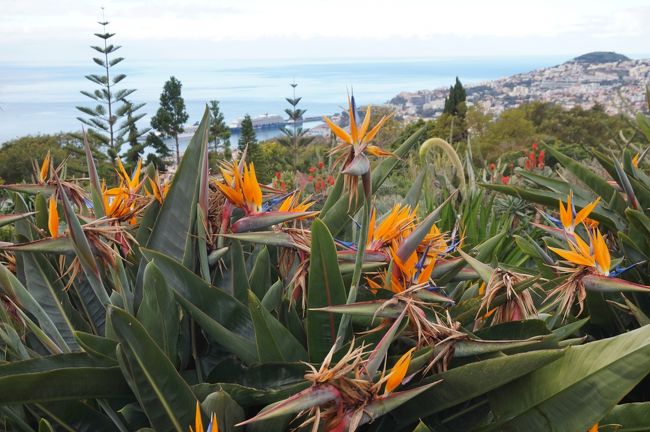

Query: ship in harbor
[228,113,285,131]
[228,113,323,131]
[177,112,327,138]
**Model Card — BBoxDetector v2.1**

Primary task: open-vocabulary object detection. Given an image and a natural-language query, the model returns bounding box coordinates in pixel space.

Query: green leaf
[601,403,650,431]
[20,252,81,351]
[74,331,118,362]
[248,246,271,299]
[306,219,348,362]
[383,350,563,429]
[488,325,650,431]
[109,307,196,432]
[0,212,34,229]
[38,418,54,432]
[0,354,130,403]
[38,401,119,432]
[543,143,627,215]
[57,179,110,307]
[201,390,245,432]
[0,262,69,352]
[404,170,426,208]
[248,291,308,363]
[137,261,179,364]
[141,249,257,364]
[229,239,251,303]
[138,107,210,300]
[144,109,208,260]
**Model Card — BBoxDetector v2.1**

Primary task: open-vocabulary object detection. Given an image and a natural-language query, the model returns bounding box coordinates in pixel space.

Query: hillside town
[389,53,650,120]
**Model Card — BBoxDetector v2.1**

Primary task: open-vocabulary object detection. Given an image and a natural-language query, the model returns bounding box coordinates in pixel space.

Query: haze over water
[0,56,568,144]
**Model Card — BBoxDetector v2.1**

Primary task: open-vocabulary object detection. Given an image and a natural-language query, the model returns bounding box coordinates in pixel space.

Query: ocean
[0,56,568,148]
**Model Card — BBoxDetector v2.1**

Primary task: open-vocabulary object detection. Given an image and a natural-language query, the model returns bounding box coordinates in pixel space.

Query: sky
[1,0,650,64]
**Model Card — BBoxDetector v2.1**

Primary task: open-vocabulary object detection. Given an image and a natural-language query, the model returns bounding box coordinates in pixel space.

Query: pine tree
[278,82,314,168]
[208,100,231,156]
[143,132,172,171]
[76,11,145,162]
[238,114,258,154]
[151,76,189,164]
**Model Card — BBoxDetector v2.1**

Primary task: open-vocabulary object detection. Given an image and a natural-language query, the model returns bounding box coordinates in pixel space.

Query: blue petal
[610,261,646,277]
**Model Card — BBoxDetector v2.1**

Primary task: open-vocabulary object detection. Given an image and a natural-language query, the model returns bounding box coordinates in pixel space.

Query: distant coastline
[388,52,650,120]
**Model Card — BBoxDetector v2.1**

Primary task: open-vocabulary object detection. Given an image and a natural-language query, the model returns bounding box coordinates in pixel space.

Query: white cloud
[0,0,649,62]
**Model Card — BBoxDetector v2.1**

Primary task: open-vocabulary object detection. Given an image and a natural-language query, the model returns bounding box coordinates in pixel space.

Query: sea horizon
[1,53,643,144]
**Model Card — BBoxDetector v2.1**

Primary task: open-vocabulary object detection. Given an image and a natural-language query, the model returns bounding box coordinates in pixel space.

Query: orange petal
[574,197,600,226]
[194,401,203,432]
[593,230,610,275]
[323,116,353,144]
[362,113,393,144]
[548,246,595,267]
[358,105,372,140]
[366,145,393,157]
[48,195,59,239]
[559,198,572,230]
[384,348,415,394]
[39,150,51,183]
[210,413,219,432]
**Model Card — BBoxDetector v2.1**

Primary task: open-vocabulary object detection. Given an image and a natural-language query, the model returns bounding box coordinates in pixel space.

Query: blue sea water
[0,56,567,145]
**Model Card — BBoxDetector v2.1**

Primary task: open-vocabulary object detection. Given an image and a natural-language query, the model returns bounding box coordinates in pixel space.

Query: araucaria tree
[76,15,146,162]
[208,100,231,156]
[278,82,314,168]
[151,76,189,164]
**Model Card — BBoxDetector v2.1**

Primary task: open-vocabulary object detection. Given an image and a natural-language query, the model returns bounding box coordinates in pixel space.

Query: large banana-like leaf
[600,403,650,431]
[37,400,119,432]
[376,350,563,430]
[142,107,209,263]
[109,307,196,432]
[201,390,245,432]
[137,262,179,364]
[543,143,628,215]
[0,353,130,403]
[248,291,308,363]
[248,246,272,299]
[57,179,110,307]
[0,263,69,352]
[20,252,82,351]
[306,219,348,362]
[487,325,650,431]
[141,249,257,364]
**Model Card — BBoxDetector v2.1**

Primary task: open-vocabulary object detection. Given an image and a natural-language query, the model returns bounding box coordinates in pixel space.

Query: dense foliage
[1,95,650,432]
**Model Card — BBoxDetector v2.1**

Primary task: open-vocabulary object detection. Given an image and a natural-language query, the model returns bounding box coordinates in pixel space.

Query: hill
[573,51,630,64]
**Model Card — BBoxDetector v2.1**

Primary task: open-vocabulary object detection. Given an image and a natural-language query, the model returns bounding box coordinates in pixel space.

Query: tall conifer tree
[278,82,314,168]
[76,10,146,162]
[151,76,189,164]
